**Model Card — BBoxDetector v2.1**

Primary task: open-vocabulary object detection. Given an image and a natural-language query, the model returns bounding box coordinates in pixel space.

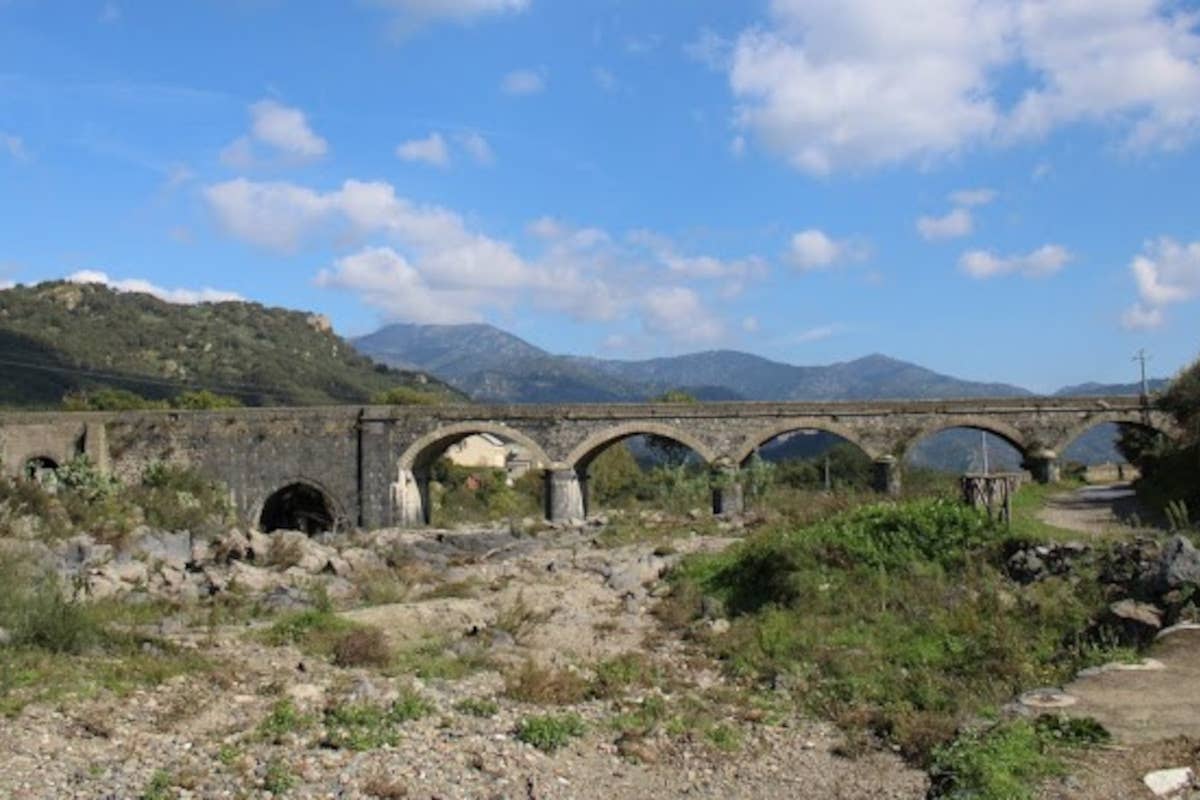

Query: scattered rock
[133,530,192,570]
[1143,767,1195,797]
[1105,599,1164,645]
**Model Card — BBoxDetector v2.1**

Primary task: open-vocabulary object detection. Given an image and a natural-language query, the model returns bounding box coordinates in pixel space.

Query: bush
[514,712,585,752]
[371,387,444,406]
[332,627,391,669]
[0,557,104,654]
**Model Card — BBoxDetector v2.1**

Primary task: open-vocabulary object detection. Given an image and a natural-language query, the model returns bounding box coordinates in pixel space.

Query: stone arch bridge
[0,397,1173,530]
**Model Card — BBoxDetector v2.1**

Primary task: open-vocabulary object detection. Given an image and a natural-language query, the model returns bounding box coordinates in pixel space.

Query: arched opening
[571,431,711,517]
[259,482,336,535]
[1060,421,1165,484]
[23,456,59,485]
[398,428,546,527]
[903,426,1026,494]
[738,428,875,509]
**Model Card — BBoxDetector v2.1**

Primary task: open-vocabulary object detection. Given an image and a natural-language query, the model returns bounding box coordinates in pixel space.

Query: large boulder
[1104,599,1164,645]
[133,530,192,570]
[1157,535,1200,592]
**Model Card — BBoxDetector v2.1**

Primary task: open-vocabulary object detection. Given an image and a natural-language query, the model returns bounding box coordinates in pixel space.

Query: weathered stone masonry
[0,397,1172,530]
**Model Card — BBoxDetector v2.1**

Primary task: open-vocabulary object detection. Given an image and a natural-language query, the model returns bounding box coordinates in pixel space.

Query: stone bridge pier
[0,396,1174,531]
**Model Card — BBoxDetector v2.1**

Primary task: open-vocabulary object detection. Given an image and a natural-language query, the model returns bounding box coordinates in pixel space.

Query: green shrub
[514,712,585,752]
[454,697,499,718]
[256,699,314,744]
[371,387,444,406]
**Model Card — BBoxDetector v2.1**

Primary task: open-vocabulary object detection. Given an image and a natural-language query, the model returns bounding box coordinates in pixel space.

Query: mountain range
[355,322,1153,404]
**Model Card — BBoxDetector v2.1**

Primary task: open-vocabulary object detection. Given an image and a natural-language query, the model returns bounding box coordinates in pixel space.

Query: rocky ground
[2,490,1199,799]
[0,514,929,800]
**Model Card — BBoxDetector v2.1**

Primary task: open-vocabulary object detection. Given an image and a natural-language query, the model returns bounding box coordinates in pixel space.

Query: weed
[704,722,742,752]
[387,638,491,680]
[139,769,174,800]
[322,690,433,751]
[216,744,241,767]
[262,756,295,794]
[454,697,500,718]
[256,699,314,744]
[504,660,589,705]
[514,712,585,752]
[493,593,549,644]
[589,653,661,699]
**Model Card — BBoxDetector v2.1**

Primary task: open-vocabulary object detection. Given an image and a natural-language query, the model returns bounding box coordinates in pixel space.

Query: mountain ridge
[356,322,1068,403]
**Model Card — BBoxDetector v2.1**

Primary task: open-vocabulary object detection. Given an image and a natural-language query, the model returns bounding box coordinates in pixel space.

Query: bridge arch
[255,477,345,535]
[899,416,1030,462]
[22,454,59,481]
[1050,412,1175,457]
[398,422,551,474]
[565,422,717,472]
[731,419,878,465]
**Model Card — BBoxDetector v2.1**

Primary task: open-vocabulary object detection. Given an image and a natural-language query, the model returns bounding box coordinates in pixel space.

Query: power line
[0,354,274,399]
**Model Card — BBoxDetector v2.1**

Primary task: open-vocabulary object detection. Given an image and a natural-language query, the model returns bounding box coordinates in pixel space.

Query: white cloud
[741,316,760,333]
[593,67,617,92]
[369,0,529,31]
[629,229,768,284]
[917,207,973,240]
[787,228,864,270]
[684,28,732,70]
[221,99,327,167]
[959,244,1072,278]
[950,188,996,207]
[624,34,663,55]
[315,247,483,324]
[501,69,545,95]
[794,324,842,343]
[1,133,27,160]
[67,270,242,304]
[458,131,494,165]
[99,2,120,23]
[730,135,746,158]
[1121,237,1200,329]
[0,280,14,290]
[723,0,1200,173]
[641,286,724,344]
[396,132,450,167]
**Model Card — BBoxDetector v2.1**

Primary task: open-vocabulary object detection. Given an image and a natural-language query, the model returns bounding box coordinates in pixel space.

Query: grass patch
[0,554,207,716]
[256,699,314,744]
[262,756,295,794]
[667,497,1126,775]
[929,715,1109,800]
[322,690,433,751]
[589,653,662,699]
[387,638,491,680]
[515,712,586,752]
[454,697,500,718]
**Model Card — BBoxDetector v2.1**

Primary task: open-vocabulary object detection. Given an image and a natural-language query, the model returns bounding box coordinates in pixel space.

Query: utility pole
[1133,349,1151,399]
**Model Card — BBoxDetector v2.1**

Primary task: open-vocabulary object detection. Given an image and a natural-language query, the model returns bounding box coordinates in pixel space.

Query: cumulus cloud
[641,286,724,344]
[369,0,529,32]
[1,133,27,160]
[787,229,865,270]
[593,67,618,92]
[917,207,973,240]
[1121,237,1200,329]
[220,99,327,168]
[396,132,450,167]
[794,324,843,343]
[501,69,545,95]
[67,270,242,304]
[723,0,1200,173]
[959,244,1072,279]
[0,279,14,290]
[204,176,763,343]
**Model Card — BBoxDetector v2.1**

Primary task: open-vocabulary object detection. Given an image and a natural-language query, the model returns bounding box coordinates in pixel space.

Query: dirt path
[1038,483,1142,536]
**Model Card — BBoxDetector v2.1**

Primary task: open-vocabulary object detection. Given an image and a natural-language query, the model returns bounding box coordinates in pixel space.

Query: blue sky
[2,0,1199,393]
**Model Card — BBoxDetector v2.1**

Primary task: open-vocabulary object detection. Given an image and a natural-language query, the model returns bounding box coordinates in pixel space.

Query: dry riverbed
[0,517,929,800]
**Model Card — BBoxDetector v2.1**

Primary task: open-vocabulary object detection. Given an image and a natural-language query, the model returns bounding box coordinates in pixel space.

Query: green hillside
[0,282,461,409]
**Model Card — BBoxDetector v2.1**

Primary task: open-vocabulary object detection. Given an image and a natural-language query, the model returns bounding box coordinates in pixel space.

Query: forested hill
[0,282,461,409]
